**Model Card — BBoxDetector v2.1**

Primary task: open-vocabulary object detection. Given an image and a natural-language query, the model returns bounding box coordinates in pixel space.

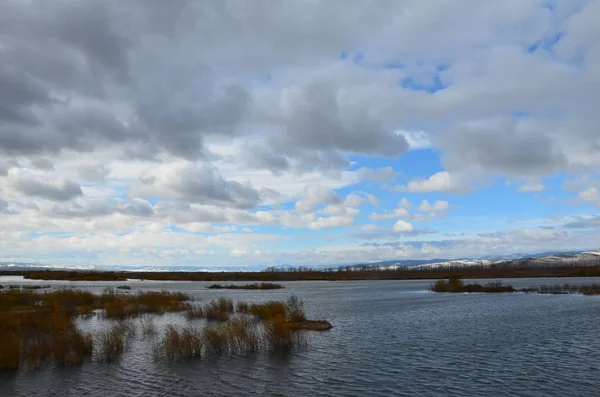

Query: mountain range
[1,249,599,272]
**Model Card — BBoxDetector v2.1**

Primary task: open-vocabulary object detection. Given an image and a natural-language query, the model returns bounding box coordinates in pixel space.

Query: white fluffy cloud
[418,200,450,216]
[399,171,471,193]
[393,220,415,233]
[579,188,600,208]
[517,179,546,193]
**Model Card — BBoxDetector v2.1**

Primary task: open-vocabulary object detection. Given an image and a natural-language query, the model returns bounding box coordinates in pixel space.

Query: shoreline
[6,266,600,282]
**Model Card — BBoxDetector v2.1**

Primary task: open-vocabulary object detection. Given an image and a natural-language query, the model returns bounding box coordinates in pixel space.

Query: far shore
[5,265,600,283]
[208,283,283,290]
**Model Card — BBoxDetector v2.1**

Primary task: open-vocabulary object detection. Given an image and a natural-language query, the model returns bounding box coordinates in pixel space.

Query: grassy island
[208,283,283,290]
[431,277,516,293]
[431,278,600,296]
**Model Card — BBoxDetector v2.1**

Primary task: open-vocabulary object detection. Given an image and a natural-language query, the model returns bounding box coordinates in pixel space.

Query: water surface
[2,277,600,397]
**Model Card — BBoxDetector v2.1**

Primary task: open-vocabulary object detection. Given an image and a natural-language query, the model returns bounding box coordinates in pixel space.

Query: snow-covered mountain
[0,262,100,271]
[1,249,599,272]
[414,250,600,270]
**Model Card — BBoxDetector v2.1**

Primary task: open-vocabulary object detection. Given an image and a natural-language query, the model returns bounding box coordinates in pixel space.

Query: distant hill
[0,262,99,272]
[1,249,599,273]
[338,249,600,271]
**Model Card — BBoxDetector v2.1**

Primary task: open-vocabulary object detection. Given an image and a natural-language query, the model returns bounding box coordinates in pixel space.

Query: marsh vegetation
[0,288,331,371]
[521,283,600,295]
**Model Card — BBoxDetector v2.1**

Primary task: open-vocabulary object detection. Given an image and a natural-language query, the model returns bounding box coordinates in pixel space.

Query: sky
[0,0,599,268]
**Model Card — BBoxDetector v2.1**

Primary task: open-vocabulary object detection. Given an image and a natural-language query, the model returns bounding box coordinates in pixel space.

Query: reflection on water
[2,277,600,396]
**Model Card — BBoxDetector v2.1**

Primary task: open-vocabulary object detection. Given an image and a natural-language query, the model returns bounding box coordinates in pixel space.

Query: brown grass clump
[248,301,286,321]
[227,316,261,354]
[263,317,294,350]
[236,301,249,313]
[51,327,94,366]
[285,295,306,322]
[160,325,203,360]
[204,298,234,321]
[100,289,189,319]
[0,328,21,370]
[97,324,127,363]
[203,325,230,354]
[185,305,204,320]
[139,314,157,335]
[0,304,94,370]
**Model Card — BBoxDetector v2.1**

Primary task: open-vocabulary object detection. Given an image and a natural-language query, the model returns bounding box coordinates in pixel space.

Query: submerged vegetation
[208,283,283,290]
[0,288,331,371]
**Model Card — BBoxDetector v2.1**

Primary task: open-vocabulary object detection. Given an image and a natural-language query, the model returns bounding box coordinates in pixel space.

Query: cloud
[263,81,409,171]
[393,220,415,233]
[30,158,54,171]
[295,185,341,214]
[563,215,600,229]
[11,173,82,201]
[360,224,379,231]
[437,117,567,177]
[579,188,600,207]
[418,200,450,217]
[49,198,154,219]
[517,179,546,192]
[396,130,432,150]
[370,208,411,221]
[240,140,290,173]
[131,163,261,209]
[357,166,396,182]
[398,171,470,193]
[309,216,354,230]
[367,193,380,206]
